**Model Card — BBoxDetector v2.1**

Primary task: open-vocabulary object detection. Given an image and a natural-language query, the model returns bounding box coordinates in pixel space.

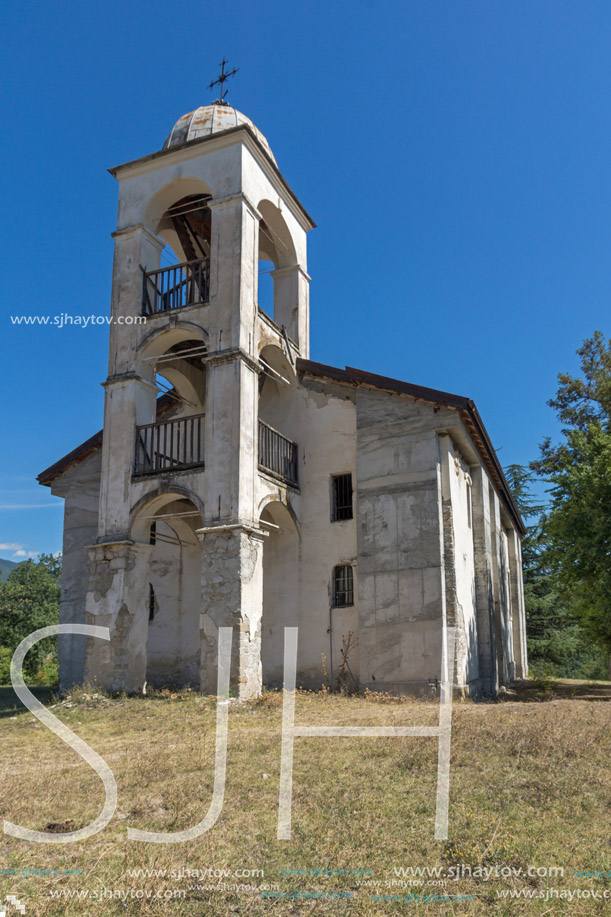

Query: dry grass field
[0,680,609,916]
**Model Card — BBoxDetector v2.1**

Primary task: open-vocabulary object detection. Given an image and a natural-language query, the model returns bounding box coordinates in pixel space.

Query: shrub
[0,646,12,685]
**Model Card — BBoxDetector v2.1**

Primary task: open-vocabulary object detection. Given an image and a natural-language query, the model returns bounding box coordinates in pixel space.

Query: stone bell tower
[83,98,314,698]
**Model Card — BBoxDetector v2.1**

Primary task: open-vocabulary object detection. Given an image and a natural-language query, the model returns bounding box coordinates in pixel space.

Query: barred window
[333,564,354,607]
[332,473,353,521]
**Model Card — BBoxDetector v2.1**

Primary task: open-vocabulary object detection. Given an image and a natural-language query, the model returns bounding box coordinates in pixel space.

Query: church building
[38,96,527,699]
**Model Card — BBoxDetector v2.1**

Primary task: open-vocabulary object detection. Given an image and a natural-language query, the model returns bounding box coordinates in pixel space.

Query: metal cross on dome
[208,58,239,104]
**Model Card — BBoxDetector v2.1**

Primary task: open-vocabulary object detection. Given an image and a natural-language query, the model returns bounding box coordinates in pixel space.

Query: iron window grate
[333,564,354,607]
[332,473,353,521]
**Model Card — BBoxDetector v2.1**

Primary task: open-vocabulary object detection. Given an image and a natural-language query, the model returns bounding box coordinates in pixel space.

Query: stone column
[201,352,259,526]
[97,224,161,542]
[108,225,163,375]
[489,494,511,687]
[438,434,468,690]
[498,526,515,684]
[271,264,310,357]
[471,467,499,695]
[507,527,528,679]
[208,194,260,353]
[97,374,155,540]
[198,524,265,700]
[83,541,153,693]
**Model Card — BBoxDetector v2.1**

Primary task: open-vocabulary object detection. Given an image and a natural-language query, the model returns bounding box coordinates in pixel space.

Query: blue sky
[1,0,610,561]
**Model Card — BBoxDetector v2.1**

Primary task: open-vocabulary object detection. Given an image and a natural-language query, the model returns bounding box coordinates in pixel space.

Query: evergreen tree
[505,464,607,679]
[531,332,611,665]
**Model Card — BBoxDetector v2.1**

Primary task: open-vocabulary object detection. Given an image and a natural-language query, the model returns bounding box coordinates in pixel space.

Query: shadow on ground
[1,679,610,719]
[0,685,57,718]
[507,678,611,703]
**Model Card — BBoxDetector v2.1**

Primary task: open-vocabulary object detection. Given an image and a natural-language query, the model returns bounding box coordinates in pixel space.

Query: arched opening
[156,194,211,264]
[259,501,299,686]
[257,345,299,486]
[152,338,208,415]
[132,493,203,689]
[258,344,296,429]
[258,201,296,268]
[257,215,281,320]
[257,201,297,323]
[143,183,213,317]
[135,328,208,475]
[146,179,214,253]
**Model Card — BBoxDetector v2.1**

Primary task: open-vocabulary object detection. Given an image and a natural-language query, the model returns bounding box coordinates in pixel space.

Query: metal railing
[258,420,298,486]
[142,259,210,315]
[135,413,205,475]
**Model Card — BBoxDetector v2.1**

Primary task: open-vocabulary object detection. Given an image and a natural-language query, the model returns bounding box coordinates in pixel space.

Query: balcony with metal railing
[134,413,205,475]
[142,259,210,316]
[134,414,297,485]
[258,420,298,487]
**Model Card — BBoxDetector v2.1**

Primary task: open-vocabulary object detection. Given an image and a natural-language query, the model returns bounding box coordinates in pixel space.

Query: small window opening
[333,564,354,607]
[148,583,156,621]
[332,473,353,521]
[149,521,157,545]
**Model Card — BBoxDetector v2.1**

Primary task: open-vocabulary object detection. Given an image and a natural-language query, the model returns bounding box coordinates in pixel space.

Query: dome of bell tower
[163,104,277,166]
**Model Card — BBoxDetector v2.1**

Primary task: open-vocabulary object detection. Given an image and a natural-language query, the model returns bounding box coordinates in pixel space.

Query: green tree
[0,553,61,683]
[505,464,608,679]
[531,331,611,664]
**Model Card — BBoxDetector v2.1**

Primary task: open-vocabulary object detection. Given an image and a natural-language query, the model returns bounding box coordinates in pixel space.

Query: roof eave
[37,430,103,487]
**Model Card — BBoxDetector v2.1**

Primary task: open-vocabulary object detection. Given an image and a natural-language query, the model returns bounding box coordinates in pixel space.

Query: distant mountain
[0,558,18,582]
